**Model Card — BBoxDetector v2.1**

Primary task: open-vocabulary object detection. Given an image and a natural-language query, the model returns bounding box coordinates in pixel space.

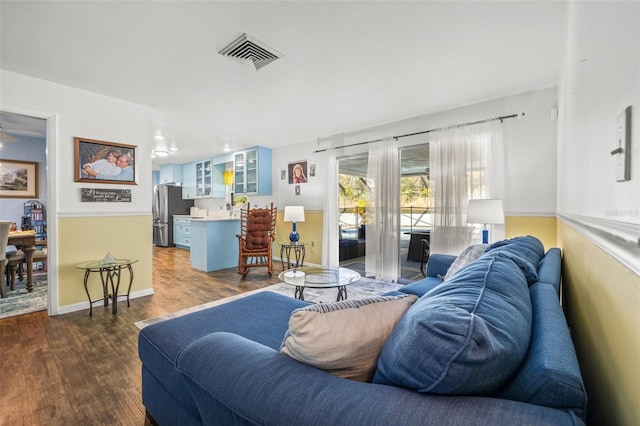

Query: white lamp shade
[466,199,504,225]
[284,206,305,222]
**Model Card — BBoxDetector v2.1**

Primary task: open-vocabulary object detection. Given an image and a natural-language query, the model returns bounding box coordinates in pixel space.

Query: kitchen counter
[189,218,241,272]
[190,216,240,222]
[175,214,240,222]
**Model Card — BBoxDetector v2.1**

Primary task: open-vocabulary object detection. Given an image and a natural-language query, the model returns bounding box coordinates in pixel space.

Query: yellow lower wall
[558,220,640,425]
[274,213,557,266]
[505,216,557,249]
[275,211,323,265]
[58,215,153,308]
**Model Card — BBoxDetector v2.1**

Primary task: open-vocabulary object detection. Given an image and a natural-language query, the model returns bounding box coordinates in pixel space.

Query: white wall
[1,70,154,217]
[273,87,559,216]
[557,1,640,225]
[1,70,156,314]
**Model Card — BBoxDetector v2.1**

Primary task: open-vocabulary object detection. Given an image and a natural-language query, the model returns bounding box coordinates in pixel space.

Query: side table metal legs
[280,244,306,270]
[82,264,135,316]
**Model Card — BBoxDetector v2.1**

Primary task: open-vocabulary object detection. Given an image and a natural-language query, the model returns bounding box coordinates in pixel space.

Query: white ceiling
[0,1,566,167]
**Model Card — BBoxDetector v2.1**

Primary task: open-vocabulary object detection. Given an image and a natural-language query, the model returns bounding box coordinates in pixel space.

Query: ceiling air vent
[219,33,282,71]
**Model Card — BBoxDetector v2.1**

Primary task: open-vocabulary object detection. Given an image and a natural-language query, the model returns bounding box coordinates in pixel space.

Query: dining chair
[419,238,431,276]
[236,203,277,276]
[5,250,26,293]
[0,221,12,298]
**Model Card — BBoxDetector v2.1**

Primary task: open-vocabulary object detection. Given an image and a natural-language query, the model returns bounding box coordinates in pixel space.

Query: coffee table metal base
[294,284,347,301]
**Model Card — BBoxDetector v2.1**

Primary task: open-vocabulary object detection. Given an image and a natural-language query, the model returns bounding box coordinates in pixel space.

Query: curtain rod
[313,112,524,153]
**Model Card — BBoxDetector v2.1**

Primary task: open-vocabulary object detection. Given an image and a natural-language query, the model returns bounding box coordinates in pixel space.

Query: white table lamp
[284,206,305,243]
[466,199,504,244]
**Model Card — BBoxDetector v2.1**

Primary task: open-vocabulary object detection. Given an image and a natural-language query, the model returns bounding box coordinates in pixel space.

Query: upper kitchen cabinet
[181,162,197,199]
[159,164,182,184]
[183,159,213,199]
[233,147,272,195]
[195,159,213,198]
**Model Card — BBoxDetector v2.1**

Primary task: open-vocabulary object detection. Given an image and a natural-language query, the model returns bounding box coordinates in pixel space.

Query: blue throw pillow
[373,254,532,395]
[483,236,545,285]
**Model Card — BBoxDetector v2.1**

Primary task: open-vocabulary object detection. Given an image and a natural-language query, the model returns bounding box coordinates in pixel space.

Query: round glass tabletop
[76,259,139,270]
[278,266,361,289]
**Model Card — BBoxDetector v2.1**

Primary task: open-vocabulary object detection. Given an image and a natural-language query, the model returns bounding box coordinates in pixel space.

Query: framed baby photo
[74,137,137,185]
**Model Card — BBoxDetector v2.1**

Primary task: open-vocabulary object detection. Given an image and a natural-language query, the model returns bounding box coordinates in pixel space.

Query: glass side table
[278,242,306,270]
[75,258,138,316]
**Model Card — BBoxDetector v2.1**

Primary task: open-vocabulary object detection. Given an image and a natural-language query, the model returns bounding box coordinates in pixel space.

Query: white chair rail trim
[558,212,640,277]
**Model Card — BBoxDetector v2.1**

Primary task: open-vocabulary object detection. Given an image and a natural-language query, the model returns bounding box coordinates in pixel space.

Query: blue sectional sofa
[138,236,586,425]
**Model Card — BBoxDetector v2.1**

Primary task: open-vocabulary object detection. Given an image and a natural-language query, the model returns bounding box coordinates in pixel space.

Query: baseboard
[56,288,155,315]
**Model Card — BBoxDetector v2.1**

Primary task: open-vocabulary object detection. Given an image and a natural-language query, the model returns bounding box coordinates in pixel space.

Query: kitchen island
[182,216,241,272]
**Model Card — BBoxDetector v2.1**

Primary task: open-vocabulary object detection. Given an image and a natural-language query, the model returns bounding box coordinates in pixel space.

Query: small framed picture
[288,160,307,184]
[74,137,137,185]
[309,164,316,177]
[0,159,39,198]
[295,185,301,195]
[281,169,286,180]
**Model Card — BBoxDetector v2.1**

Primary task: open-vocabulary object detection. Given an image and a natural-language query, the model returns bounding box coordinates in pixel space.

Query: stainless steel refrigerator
[152,184,194,247]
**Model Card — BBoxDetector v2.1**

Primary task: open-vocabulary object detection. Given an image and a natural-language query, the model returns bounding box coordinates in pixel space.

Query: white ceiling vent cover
[219,33,282,71]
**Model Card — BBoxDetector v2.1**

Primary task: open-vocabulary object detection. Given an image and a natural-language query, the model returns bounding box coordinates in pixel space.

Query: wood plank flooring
[0,247,283,425]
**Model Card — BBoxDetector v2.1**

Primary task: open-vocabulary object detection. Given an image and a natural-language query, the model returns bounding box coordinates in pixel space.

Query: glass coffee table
[278,267,361,301]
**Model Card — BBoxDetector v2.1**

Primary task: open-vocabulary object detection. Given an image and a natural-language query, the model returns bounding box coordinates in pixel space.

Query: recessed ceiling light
[154,149,169,157]
[154,132,164,140]
[169,147,178,152]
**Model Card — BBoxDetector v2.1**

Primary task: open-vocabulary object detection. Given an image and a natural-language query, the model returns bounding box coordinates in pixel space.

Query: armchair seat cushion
[245,210,273,249]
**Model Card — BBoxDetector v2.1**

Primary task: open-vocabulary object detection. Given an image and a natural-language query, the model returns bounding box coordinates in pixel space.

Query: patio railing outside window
[339,206,432,240]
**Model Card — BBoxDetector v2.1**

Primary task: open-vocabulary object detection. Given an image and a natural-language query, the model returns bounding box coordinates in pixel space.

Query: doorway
[337,143,430,281]
[0,111,49,319]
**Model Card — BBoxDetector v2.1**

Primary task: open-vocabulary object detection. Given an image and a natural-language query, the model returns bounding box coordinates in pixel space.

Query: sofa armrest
[425,253,457,278]
[177,332,583,426]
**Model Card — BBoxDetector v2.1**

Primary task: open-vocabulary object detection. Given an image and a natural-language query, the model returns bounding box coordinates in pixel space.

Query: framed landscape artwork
[74,137,137,185]
[0,159,39,198]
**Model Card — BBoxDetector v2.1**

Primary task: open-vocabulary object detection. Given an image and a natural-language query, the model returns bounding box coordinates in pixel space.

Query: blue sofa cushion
[373,254,532,395]
[397,276,444,297]
[498,282,587,416]
[138,291,308,415]
[536,248,562,294]
[483,236,545,285]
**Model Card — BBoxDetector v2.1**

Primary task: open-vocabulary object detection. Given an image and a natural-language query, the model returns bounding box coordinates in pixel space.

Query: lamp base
[289,222,299,243]
[482,229,489,244]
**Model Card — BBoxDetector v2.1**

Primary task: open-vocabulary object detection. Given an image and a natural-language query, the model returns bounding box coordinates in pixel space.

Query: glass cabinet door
[202,160,212,197]
[234,152,245,194]
[246,149,258,194]
[196,162,204,197]
[195,159,213,197]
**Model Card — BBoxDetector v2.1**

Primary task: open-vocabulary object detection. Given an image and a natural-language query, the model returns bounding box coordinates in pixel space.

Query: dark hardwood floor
[0,247,283,425]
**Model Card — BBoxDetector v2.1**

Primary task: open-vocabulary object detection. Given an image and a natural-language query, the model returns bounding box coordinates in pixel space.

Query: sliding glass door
[337,143,430,281]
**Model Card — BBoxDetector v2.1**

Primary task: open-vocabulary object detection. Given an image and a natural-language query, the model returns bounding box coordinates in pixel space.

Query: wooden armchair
[236,203,277,276]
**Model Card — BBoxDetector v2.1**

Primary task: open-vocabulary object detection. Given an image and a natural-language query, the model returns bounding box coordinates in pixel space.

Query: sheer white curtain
[322,146,340,267]
[365,138,400,282]
[429,121,504,255]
